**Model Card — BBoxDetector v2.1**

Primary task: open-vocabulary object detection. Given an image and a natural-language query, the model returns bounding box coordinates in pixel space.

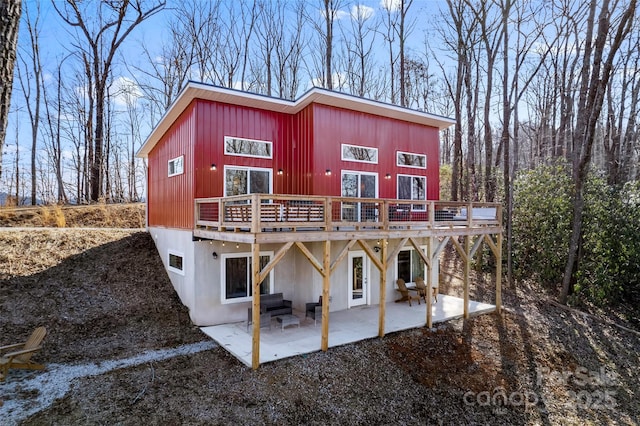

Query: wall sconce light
[325,169,332,176]
[278,168,284,175]
[210,163,217,171]
[222,241,225,247]
[212,252,218,259]
[385,173,391,180]
[236,243,240,249]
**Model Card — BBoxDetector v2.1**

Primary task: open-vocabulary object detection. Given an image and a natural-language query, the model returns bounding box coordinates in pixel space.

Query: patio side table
[277,314,300,331]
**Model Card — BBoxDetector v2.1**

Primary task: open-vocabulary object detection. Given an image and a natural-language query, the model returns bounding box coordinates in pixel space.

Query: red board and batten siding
[193,100,293,198]
[148,97,441,229]
[309,104,440,199]
[147,102,196,229]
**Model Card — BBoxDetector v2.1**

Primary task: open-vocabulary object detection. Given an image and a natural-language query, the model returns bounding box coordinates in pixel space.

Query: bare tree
[469,0,502,202]
[41,54,73,204]
[342,3,377,97]
[0,0,22,181]
[53,0,165,202]
[560,0,637,304]
[16,1,42,205]
[274,0,306,99]
[439,0,478,200]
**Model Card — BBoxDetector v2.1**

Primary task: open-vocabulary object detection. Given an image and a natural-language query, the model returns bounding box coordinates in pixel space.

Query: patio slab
[201,294,495,367]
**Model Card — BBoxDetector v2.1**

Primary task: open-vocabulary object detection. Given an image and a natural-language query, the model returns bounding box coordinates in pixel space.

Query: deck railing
[195,194,501,233]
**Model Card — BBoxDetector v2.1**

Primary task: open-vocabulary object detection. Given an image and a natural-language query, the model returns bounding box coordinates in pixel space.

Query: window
[397,151,426,169]
[168,155,184,177]
[168,250,184,275]
[224,136,272,159]
[221,252,273,303]
[224,166,272,197]
[396,247,425,284]
[397,174,426,210]
[341,143,378,164]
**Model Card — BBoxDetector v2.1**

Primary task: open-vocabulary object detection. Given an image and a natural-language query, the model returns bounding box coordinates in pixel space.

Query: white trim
[220,251,274,304]
[341,143,378,164]
[223,165,273,197]
[396,150,427,169]
[348,250,369,308]
[167,249,185,275]
[224,136,273,159]
[168,155,184,177]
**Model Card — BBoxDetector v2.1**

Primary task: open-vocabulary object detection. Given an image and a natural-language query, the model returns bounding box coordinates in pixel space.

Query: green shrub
[512,164,573,289]
[512,164,640,308]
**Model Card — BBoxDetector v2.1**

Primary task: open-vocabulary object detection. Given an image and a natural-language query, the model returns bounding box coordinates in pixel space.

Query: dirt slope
[0,205,638,424]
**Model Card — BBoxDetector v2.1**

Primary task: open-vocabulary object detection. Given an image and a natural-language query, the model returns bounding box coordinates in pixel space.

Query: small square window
[168,251,184,275]
[168,156,184,177]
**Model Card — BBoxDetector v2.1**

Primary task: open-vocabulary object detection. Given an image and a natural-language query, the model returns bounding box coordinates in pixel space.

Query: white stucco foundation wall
[148,228,441,327]
[149,227,196,315]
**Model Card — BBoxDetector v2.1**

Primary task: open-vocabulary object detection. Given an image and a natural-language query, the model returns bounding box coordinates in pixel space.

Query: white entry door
[348,251,368,307]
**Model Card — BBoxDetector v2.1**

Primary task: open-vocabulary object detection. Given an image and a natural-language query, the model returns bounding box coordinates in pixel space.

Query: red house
[137,82,502,368]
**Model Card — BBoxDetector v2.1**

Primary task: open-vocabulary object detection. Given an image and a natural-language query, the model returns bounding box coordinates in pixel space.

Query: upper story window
[168,155,184,177]
[225,166,272,197]
[397,151,426,169]
[224,136,272,159]
[341,143,378,164]
[398,174,426,210]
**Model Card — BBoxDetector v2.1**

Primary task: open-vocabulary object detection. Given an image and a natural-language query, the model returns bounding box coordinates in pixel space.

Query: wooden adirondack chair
[395,279,421,306]
[416,277,438,304]
[0,326,47,381]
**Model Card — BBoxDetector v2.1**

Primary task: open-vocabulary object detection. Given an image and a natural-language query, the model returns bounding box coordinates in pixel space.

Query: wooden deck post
[378,238,387,337]
[496,232,503,313]
[321,239,331,351]
[251,242,261,370]
[463,236,470,319]
[426,237,434,328]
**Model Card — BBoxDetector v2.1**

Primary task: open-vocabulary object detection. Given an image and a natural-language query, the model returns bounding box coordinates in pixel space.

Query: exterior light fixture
[210,163,217,171]
[385,173,391,179]
[212,252,218,259]
[325,169,332,176]
[236,243,240,249]
[278,168,284,175]
[222,241,225,247]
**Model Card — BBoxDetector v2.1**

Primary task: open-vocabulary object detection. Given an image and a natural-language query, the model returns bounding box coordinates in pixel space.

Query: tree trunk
[0,0,22,181]
[559,0,636,304]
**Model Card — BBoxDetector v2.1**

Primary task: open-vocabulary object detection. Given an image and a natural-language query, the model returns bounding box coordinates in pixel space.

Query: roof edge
[136,82,455,159]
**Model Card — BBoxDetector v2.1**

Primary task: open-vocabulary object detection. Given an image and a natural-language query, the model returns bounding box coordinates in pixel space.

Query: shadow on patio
[201,294,495,367]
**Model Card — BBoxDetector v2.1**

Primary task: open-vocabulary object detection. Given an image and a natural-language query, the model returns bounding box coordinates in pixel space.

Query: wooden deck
[193,194,502,243]
[192,194,503,369]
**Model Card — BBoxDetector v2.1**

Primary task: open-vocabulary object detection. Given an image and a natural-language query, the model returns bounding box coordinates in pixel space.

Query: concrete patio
[201,294,496,367]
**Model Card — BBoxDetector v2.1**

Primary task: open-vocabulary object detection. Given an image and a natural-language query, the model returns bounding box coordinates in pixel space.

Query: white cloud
[380,0,402,13]
[351,4,375,20]
[309,72,348,90]
[110,76,143,107]
[320,8,350,20]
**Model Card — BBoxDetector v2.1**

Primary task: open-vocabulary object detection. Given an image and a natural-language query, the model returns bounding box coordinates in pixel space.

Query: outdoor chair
[0,326,47,382]
[247,306,272,332]
[305,296,323,326]
[416,277,438,304]
[395,279,421,306]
